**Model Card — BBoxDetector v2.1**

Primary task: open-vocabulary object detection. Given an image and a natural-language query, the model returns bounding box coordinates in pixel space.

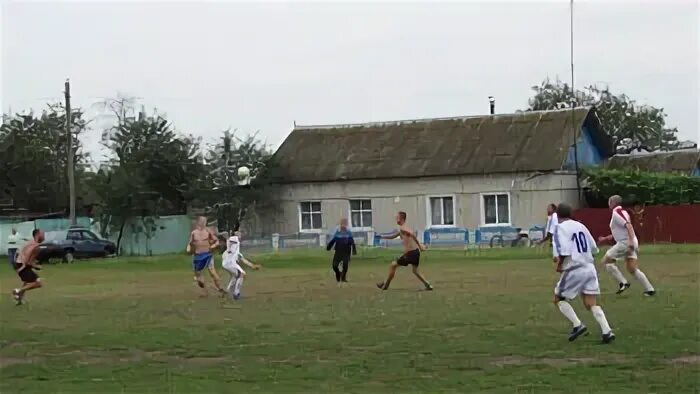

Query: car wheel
[63,250,75,264]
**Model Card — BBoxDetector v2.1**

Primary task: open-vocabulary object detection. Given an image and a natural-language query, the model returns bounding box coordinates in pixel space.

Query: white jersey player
[538,203,558,246]
[598,195,655,296]
[552,203,615,344]
[221,232,259,300]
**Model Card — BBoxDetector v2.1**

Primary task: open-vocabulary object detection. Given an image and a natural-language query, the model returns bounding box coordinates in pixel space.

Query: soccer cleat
[616,283,631,295]
[376,282,387,290]
[424,284,434,291]
[568,325,588,342]
[643,290,656,297]
[233,293,241,300]
[602,332,616,344]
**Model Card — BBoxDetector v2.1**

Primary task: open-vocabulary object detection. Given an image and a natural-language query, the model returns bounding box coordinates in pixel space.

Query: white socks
[606,264,628,285]
[234,277,244,296]
[557,301,582,327]
[633,269,655,292]
[226,277,236,293]
[591,305,612,334]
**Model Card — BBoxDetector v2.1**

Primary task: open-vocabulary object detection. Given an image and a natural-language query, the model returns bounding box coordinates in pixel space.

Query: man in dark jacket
[326,218,357,285]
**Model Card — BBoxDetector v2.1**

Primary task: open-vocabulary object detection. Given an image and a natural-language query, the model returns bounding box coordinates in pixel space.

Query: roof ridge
[294,107,590,131]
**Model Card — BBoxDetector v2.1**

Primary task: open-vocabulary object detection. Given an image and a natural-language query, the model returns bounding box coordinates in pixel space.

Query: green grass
[1,245,698,393]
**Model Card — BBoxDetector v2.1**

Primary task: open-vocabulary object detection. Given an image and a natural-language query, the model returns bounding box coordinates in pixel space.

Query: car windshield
[44,231,67,242]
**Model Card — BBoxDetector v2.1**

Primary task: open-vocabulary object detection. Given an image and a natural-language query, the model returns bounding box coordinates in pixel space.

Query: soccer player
[186,217,224,296]
[326,218,357,285]
[538,203,558,246]
[598,195,656,296]
[12,229,45,305]
[552,203,615,343]
[376,211,432,291]
[221,231,259,300]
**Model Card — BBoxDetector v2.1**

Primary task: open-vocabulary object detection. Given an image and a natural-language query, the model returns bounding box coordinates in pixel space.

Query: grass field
[1,245,698,393]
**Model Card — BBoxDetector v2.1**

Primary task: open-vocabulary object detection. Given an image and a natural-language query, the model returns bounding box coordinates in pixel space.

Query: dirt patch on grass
[666,355,700,364]
[0,356,35,368]
[1,349,228,369]
[491,355,628,367]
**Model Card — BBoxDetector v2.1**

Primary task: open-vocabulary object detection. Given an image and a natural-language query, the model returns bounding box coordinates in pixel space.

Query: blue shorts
[192,252,213,272]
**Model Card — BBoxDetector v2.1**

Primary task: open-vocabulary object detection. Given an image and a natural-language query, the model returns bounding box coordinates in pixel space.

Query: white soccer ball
[237,166,250,178]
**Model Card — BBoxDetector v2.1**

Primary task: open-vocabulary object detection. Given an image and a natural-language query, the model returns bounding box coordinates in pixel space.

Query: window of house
[349,199,372,229]
[299,201,322,231]
[428,196,455,227]
[482,193,511,225]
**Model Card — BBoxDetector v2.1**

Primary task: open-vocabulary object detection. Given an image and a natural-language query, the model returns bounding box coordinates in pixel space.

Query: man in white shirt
[7,228,26,269]
[538,204,558,246]
[598,195,655,296]
[221,231,259,300]
[552,203,615,344]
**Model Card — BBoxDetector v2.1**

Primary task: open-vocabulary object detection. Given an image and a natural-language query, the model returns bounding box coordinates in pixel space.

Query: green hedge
[583,168,700,205]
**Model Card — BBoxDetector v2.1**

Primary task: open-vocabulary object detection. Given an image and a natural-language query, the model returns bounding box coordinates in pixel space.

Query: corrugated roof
[271,108,608,183]
[606,150,700,175]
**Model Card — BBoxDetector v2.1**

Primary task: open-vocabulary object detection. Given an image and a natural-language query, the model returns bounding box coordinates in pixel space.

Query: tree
[0,104,87,213]
[195,129,274,234]
[527,78,680,152]
[91,101,204,253]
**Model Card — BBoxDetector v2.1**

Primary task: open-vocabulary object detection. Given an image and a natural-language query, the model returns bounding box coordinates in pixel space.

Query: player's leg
[13,268,43,305]
[221,264,236,296]
[624,253,655,296]
[331,255,342,283]
[411,264,433,290]
[553,271,587,341]
[206,257,226,294]
[377,261,399,290]
[602,244,630,294]
[341,255,350,282]
[232,264,247,300]
[581,270,615,343]
[582,294,615,343]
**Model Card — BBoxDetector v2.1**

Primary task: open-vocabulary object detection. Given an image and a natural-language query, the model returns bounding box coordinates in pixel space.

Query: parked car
[38,228,116,263]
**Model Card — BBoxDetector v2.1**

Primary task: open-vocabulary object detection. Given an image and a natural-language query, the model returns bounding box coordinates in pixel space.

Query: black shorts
[397,249,421,266]
[15,264,39,283]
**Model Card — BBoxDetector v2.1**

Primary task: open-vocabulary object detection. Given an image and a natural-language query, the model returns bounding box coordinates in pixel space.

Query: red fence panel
[574,205,700,244]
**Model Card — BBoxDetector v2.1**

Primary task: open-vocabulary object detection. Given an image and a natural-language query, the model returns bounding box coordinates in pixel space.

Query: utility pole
[65,79,77,226]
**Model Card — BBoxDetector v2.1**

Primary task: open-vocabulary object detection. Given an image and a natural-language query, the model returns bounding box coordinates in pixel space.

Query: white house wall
[249,173,580,235]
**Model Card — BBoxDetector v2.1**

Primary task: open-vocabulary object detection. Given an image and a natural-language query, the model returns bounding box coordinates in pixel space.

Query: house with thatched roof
[256,108,612,236]
[606,149,700,176]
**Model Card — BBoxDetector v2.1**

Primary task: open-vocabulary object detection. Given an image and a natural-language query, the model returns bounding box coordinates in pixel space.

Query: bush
[583,168,700,206]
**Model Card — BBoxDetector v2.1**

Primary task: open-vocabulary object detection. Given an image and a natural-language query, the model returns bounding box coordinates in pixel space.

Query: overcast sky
[2,0,698,161]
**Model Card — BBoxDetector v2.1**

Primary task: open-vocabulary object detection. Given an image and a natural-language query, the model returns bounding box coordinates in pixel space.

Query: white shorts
[222,253,245,277]
[554,265,600,300]
[605,241,638,260]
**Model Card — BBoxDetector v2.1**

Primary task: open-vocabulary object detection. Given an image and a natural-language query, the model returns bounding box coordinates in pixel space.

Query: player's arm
[380,229,400,240]
[625,222,637,248]
[349,232,357,255]
[186,232,194,253]
[240,255,260,270]
[326,232,337,251]
[585,228,600,255]
[208,231,219,249]
[597,234,613,243]
[552,226,569,272]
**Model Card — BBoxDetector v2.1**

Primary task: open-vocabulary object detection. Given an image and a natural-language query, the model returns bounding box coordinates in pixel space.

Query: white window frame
[298,201,323,233]
[348,199,373,231]
[479,192,512,227]
[425,194,457,228]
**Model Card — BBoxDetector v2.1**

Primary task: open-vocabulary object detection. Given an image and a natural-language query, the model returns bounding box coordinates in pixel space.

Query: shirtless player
[186,217,224,296]
[12,229,45,305]
[376,211,433,291]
